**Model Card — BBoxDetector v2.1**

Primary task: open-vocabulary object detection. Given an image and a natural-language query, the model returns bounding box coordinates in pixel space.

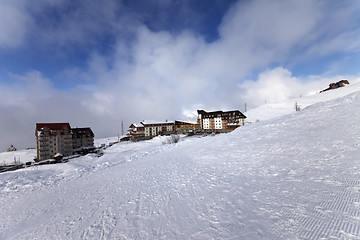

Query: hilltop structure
[320,80,349,93]
[7,145,17,152]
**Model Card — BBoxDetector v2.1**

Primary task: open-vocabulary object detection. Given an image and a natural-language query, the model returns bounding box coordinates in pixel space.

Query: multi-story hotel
[35,123,95,161]
[35,123,73,161]
[197,110,246,132]
[72,127,95,150]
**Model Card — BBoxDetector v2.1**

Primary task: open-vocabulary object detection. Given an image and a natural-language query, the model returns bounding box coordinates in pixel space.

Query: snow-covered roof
[129,123,144,128]
[141,120,175,125]
[175,120,198,125]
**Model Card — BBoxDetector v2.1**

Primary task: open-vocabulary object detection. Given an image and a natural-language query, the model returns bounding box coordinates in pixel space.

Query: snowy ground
[1,87,360,239]
[94,136,120,147]
[0,149,37,166]
[245,78,360,122]
[0,136,121,166]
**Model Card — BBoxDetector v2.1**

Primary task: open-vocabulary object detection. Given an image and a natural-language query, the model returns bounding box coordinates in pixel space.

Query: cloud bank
[1,0,360,151]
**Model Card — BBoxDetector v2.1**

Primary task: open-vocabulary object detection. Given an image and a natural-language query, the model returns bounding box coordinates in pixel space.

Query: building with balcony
[128,120,201,141]
[197,110,246,132]
[128,120,175,141]
[72,127,95,150]
[35,123,73,161]
[174,121,200,134]
[35,123,95,161]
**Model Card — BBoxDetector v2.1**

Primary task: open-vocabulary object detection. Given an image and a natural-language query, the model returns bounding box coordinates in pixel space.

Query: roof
[129,123,144,128]
[175,120,198,125]
[197,110,247,118]
[71,127,94,136]
[141,120,175,126]
[36,123,71,131]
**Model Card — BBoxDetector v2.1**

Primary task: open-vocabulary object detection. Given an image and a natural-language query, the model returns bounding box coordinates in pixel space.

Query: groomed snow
[1,90,360,239]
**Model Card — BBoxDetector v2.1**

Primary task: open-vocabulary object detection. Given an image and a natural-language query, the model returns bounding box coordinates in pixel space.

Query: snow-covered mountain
[1,83,360,239]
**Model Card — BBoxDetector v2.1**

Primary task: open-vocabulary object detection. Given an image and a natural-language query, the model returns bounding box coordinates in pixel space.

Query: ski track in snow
[1,92,360,239]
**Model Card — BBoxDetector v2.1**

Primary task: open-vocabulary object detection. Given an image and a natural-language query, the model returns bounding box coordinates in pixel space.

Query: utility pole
[244,102,247,112]
[121,120,124,136]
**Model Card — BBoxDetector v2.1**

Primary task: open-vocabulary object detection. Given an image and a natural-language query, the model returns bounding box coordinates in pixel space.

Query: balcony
[227,123,240,126]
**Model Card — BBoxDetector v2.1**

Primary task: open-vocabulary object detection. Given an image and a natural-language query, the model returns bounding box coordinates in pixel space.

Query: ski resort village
[2,1,360,239]
[1,79,360,239]
[23,109,247,164]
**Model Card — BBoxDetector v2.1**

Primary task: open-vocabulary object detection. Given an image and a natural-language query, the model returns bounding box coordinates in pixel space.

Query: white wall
[203,119,210,129]
[214,117,222,129]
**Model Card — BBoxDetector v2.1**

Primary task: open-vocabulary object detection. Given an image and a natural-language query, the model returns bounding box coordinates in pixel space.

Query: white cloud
[240,67,353,109]
[54,0,360,128]
[0,2,33,48]
[305,30,360,58]
[241,68,298,106]
[0,71,118,151]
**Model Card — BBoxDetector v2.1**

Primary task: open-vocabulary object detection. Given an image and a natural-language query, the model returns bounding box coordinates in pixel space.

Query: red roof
[36,123,71,131]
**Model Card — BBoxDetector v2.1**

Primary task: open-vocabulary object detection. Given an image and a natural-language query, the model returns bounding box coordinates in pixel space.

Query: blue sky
[0,0,236,87]
[1,0,360,151]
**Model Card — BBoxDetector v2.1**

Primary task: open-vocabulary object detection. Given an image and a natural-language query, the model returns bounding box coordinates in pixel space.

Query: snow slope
[1,91,360,239]
[0,149,36,165]
[246,78,360,122]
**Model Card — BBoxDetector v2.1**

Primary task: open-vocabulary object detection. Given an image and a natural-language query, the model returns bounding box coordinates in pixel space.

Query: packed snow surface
[1,91,360,239]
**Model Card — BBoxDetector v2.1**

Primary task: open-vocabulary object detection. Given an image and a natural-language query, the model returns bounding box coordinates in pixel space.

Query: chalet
[128,123,145,141]
[35,123,73,161]
[197,110,246,132]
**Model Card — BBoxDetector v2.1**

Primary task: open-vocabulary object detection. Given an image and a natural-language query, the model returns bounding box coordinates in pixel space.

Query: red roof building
[35,123,73,161]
